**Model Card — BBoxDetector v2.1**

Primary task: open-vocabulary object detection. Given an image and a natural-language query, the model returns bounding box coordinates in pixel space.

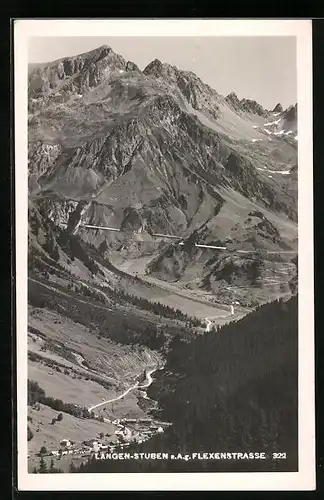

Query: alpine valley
[27,45,298,473]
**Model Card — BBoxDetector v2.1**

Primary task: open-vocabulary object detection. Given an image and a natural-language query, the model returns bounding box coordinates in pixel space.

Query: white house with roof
[60,439,71,448]
[92,441,100,453]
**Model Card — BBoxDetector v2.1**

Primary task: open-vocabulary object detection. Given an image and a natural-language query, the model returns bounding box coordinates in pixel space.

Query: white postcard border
[14,19,315,491]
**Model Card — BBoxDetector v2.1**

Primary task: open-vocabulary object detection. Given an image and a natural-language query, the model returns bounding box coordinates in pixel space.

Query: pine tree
[27,425,33,441]
[49,458,55,473]
[39,456,47,473]
[69,462,77,473]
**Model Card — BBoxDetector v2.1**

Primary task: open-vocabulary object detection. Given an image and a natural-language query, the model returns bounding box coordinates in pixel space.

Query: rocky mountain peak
[272,103,283,113]
[86,44,113,62]
[28,44,141,98]
[225,92,268,117]
[126,60,141,72]
[143,58,165,75]
[143,59,179,83]
[226,92,240,104]
[241,98,268,117]
[283,104,297,121]
[96,44,112,53]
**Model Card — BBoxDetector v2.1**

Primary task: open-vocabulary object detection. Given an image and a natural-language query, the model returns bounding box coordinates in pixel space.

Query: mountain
[260,103,297,138]
[28,46,298,306]
[28,45,141,98]
[225,91,269,117]
[282,104,297,132]
[272,103,283,113]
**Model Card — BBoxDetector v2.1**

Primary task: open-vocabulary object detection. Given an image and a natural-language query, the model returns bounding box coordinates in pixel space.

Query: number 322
[272,453,287,459]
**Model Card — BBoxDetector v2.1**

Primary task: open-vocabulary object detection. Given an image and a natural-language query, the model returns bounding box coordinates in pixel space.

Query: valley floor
[27,240,295,473]
[111,255,249,325]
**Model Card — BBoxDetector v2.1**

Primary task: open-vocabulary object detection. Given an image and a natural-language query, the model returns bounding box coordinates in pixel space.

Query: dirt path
[88,368,157,412]
[204,307,241,332]
[205,319,213,332]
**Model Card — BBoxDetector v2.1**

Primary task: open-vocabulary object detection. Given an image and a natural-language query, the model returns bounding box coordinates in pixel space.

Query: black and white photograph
[15,19,315,491]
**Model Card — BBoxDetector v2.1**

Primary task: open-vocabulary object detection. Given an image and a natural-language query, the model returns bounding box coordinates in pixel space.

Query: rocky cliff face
[144,59,222,120]
[225,92,269,117]
[28,46,298,295]
[272,103,283,113]
[29,45,141,98]
[282,104,297,131]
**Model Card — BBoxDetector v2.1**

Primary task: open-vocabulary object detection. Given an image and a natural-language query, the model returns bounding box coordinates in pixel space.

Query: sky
[28,36,297,110]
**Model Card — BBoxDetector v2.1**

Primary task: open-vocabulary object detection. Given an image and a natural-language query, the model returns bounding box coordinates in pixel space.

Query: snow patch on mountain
[269,170,291,175]
[264,118,281,127]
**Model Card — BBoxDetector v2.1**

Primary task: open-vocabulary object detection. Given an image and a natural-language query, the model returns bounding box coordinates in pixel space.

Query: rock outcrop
[225,92,268,117]
[272,103,283,113]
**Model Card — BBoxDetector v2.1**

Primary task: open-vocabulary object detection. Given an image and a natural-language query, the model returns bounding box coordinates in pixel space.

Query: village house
[82,438,98,447]
[92,441,100,453]
[150,425,164,433]
[60,439,72,448]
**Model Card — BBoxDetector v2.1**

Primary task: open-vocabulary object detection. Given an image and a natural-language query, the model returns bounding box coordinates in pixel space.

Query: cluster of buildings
[32,418,171,461]
[110,417,166,445]
[42,438,117,460]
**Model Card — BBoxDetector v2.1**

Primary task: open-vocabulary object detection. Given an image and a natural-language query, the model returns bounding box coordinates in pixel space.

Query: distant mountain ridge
[225,91,269,117]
